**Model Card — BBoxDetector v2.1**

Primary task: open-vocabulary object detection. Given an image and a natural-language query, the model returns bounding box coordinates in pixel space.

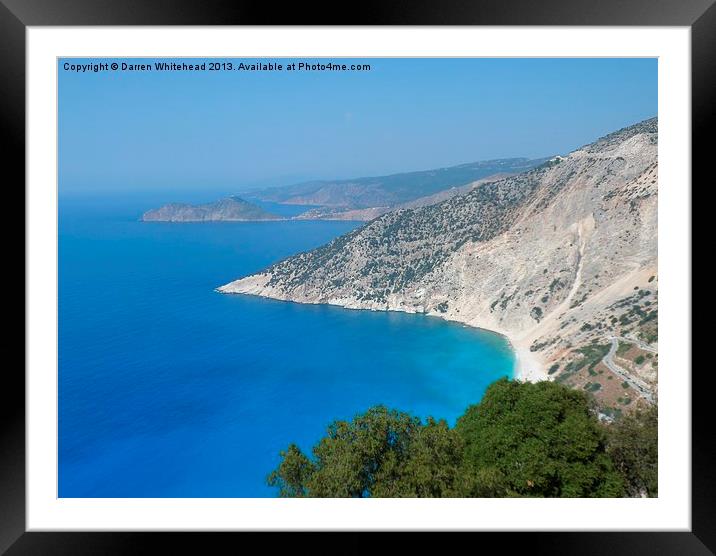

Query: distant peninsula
[143,157,550,223]
[247,157,550,219]
[142,196,282,222]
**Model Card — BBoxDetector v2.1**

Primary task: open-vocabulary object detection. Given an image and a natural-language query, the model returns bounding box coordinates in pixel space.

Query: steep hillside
[142,196,282,222]
[248,157,550,210]
[292,173,516,222]
[220,118,658,414]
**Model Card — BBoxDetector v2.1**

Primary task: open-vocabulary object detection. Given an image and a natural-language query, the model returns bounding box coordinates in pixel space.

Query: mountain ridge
[246,157,551,210]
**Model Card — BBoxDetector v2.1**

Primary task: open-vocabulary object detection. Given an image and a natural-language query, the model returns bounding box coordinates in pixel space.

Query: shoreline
[434,316,549,383]
[217,281,550,383]
[510,340,549,383]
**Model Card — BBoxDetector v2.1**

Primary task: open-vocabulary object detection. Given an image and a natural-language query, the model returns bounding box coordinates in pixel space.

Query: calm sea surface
[59,193,515,497]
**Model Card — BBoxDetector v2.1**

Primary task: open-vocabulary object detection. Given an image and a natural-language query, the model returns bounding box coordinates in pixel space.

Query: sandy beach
[511,339,549,383]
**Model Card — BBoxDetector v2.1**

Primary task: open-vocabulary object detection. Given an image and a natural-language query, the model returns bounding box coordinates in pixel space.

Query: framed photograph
[5,0,710,553]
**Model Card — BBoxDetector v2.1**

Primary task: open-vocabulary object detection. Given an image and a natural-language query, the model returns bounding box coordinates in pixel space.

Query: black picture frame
[3,1,710,553]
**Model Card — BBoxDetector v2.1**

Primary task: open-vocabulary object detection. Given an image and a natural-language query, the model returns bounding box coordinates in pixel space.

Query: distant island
[142,196,283,222]
[142,157,550,223]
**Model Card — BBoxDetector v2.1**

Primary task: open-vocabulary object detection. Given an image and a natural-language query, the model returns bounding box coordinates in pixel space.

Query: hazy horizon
[59,57,657,196]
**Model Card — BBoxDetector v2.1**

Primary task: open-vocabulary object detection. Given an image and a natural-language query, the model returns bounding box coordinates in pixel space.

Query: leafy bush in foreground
[268,407,464,497]
[268,378,653,498]
[456,379,622,497]
[606,404,658,497]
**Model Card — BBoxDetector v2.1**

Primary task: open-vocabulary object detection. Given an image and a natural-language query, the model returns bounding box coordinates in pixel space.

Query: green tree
[372,417,465,497]
[606,404,658,497]
[269,406,419,497]
[307,406,419,497]
[267,407,465,497]
[267,444,315,497]
[456,378,623,497]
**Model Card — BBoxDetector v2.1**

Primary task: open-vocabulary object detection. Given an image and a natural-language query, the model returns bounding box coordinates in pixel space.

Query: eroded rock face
[219,118,658,389]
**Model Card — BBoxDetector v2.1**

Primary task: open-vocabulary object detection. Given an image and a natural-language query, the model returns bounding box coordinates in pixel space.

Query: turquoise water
[59,194,515,497]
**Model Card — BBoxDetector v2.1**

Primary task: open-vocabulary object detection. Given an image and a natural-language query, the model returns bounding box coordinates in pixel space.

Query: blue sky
[59,58,657,196]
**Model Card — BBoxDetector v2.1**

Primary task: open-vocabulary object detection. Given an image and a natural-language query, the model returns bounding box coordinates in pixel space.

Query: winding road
[603,336,654,403]
[613,335,658,354]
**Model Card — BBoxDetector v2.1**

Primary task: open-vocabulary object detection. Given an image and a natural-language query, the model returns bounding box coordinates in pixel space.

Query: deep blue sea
[59,193,515,497]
